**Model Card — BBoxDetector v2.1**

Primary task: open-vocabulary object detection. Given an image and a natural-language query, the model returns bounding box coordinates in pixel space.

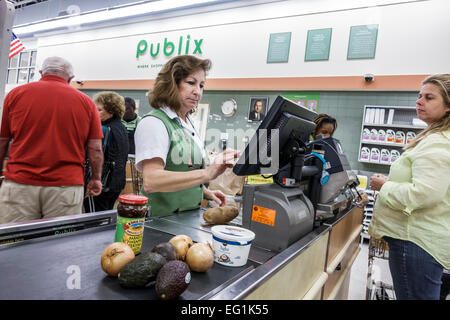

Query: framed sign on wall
[347,24,379,60]
[267,32,291,63]
[305,28,332,61]
[248,97,268,122]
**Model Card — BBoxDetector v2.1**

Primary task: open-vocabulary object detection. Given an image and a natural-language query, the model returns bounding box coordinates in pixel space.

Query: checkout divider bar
[0,210,116,248]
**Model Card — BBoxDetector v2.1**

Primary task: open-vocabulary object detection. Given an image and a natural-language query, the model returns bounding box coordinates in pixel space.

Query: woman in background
[369,74,450,300]
[84,91,129,212]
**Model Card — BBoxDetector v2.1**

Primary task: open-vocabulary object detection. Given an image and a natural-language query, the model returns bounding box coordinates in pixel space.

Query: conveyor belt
[0,219,256,300]
[152,209,275,265]
[0,205,349,300]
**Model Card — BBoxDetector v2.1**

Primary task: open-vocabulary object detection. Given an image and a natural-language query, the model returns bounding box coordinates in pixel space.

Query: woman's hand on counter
[204,188,227,207]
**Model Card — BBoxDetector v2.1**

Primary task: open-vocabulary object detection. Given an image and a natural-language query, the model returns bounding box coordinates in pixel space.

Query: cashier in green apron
[134,55,240,217]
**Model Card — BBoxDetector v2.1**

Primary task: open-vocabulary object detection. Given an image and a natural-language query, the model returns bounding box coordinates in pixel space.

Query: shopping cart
[366,237,396,300]
[127,155,143,195]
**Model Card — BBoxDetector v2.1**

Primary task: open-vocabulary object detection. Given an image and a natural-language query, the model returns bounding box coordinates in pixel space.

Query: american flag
[9,32,26,59]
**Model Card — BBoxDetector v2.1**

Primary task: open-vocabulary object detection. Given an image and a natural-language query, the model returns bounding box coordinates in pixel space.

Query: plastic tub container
[211,225,255,267]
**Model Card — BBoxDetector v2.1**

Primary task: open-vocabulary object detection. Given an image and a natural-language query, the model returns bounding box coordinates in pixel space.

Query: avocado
[155,260,191,300]
[118,252,166,288]
[151,242,178,261]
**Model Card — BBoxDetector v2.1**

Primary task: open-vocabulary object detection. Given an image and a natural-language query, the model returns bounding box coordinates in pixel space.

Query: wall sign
[305,28,332,61]
[347,24,378,59]
[136,34,204,59]
[267,32,291,63]
[282,93,320,112]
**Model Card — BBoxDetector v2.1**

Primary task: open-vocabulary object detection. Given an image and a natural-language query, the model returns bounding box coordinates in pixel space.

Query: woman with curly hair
[312,113,337,139]
[84,91,129,212]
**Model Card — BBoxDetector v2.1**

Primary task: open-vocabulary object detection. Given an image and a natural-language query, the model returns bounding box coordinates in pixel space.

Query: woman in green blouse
[369,74,450,300]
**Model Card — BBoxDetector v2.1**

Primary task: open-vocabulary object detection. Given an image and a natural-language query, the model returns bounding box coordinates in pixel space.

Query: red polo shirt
[0,75,103,186]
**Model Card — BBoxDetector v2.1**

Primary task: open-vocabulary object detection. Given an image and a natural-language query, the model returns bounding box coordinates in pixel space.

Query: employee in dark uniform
[84,91,129,212]
[311,113,369,207]
[134,55,239,217]
[121,97,141,155]
[312,113,337,140]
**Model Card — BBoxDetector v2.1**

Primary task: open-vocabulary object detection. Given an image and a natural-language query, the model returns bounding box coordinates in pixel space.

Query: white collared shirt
[134,106,206,172]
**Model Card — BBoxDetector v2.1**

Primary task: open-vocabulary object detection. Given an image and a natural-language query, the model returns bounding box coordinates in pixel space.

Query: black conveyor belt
[0,224,256,300]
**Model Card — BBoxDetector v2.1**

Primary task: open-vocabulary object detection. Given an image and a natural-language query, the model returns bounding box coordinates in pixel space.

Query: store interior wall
[27,0,449,83]
[82,88,419,174]
[12,0,146,25]
[7,0,444,175]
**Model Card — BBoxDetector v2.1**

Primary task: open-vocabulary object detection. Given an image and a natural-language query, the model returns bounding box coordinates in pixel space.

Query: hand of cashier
[203,149,241,206]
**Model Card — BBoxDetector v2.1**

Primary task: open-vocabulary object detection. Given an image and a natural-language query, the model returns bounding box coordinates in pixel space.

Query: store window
[6,50,37,84]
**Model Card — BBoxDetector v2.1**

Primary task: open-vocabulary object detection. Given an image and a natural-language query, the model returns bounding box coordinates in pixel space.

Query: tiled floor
[348,239,394,300]
[347,239,450,300]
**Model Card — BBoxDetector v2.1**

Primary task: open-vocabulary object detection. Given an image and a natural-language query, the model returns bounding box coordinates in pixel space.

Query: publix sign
[136,35,204,58]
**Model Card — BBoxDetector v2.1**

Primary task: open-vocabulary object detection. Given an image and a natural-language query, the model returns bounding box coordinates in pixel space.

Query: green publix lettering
[136,35,203,58]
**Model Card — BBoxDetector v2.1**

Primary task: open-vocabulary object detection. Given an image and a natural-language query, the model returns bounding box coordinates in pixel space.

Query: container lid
[118,194,148,205]
[211,225,255,242]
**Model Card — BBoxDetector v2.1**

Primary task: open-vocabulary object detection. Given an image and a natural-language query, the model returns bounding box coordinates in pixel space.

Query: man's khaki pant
[0,179,84,224]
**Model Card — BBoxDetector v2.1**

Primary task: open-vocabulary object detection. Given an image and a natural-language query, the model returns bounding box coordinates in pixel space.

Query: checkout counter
[0,205,362,300]
[0,163,363,300]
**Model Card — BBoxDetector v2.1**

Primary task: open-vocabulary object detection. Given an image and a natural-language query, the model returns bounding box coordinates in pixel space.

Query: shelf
[364,105,415,110]
[361,140,407,147]
[358,159,391,165]
[359,105,423,168]
[362,123,426,129]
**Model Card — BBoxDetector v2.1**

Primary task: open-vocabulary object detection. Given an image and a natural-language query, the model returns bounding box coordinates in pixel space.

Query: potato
[203,206,239,224]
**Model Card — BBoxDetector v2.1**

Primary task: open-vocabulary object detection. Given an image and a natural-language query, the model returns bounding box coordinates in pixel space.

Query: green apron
[140,109,204,217]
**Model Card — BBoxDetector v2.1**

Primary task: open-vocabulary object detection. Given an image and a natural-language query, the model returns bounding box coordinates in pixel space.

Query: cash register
[233,96,358,252]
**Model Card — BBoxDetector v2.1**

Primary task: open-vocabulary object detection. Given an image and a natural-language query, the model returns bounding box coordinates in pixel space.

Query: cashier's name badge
[251,205,276,227]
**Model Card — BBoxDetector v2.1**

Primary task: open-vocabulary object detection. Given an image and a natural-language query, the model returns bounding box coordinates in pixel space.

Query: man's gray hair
[40,56,74,79]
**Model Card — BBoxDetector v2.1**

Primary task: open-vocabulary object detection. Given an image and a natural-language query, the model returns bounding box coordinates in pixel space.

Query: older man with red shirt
[0,56,104,223]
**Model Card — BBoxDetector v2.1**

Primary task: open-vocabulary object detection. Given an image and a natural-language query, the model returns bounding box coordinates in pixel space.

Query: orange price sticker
[251,205,276,227]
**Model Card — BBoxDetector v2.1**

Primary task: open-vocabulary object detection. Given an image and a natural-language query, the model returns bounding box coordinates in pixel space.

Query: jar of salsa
[115,194,148,255]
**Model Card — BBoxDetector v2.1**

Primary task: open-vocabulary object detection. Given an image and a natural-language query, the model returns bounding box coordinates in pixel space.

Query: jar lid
[118,194,148,205]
